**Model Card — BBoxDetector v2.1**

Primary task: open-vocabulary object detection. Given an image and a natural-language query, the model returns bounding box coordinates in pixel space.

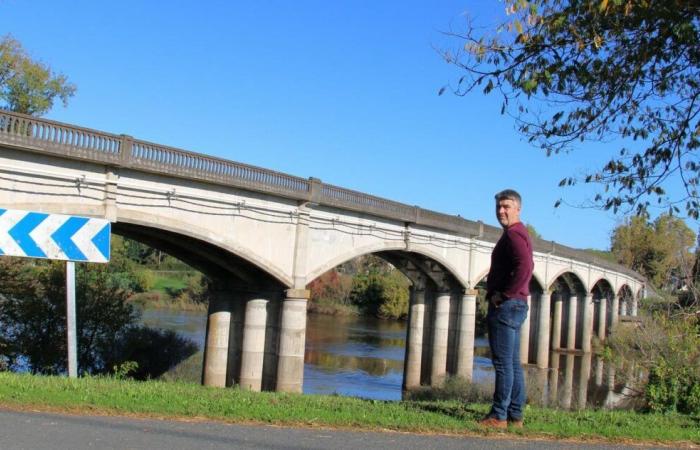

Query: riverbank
[0,373,697,446]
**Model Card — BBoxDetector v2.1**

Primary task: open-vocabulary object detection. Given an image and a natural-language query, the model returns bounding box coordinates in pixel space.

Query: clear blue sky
[2,0,681,250]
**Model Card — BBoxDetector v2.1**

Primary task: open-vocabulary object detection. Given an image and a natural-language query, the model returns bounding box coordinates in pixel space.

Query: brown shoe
[508,419,524,429]
[478,416,507,429]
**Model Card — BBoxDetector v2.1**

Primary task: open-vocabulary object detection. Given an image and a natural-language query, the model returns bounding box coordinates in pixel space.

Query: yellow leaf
[599,0,608,12]
[514,19,523,34]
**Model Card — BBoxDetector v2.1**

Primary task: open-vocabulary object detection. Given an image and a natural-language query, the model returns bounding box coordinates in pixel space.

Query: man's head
[494,189,522,228]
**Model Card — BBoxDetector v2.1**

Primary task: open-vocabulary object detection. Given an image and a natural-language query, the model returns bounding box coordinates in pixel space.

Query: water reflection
[529,351,642,410]
[303,314,406,400]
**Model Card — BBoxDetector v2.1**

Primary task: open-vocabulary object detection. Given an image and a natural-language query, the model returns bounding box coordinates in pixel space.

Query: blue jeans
[487,298,529,420]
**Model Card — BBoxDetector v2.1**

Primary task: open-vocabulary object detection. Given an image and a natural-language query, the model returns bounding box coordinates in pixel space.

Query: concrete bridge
[0,110,644,393]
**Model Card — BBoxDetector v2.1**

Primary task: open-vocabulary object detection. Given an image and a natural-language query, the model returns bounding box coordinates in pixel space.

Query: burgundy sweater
[486,221,534,300]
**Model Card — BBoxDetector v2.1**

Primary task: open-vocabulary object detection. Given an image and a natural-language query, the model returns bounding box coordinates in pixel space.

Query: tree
[0,237,198,375]
[0,258,136,374]
[0,35,76,115]
[611,213,695,289]
[441,1,700,217]
[524,223,541,239]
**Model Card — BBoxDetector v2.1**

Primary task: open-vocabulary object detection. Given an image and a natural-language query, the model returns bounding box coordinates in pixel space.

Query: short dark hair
[494,189,522,206]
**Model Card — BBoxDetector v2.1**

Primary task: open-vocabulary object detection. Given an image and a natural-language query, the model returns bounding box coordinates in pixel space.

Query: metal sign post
[66,261,78,378]
[0,208,111,378]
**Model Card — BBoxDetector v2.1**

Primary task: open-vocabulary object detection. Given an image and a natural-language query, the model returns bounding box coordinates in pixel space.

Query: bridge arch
[547,267,589,292]
[305,242,467,290]
[116,209,292,287]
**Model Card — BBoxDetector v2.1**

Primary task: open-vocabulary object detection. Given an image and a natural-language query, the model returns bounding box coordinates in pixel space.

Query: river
[141,309,635,408]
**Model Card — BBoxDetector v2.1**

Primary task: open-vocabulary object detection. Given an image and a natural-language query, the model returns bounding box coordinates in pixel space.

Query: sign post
[0,208,111,378]
[66,261,77,378]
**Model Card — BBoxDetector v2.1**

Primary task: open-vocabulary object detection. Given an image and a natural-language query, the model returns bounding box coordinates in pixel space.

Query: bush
[646,361,700,415]
[605,308,700,415]
[350,270,410,320]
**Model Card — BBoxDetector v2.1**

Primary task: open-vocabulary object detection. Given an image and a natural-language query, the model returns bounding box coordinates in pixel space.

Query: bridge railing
[0,110,644,283]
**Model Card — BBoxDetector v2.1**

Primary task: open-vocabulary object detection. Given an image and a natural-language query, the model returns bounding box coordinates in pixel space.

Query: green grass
[151,274,188,294]
[0,372,698,445]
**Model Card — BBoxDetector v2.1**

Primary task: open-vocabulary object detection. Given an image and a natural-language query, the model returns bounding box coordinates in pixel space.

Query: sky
[1,0,679,250]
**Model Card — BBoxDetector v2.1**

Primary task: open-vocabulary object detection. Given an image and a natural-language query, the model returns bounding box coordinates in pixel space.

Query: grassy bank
[0,373,697,445]
[128,270,207,312]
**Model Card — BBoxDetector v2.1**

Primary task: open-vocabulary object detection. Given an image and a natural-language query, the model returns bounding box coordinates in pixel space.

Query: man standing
[480,189,534,429]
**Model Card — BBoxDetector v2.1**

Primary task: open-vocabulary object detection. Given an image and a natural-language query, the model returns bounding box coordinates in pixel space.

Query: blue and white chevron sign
[0,208,110,263]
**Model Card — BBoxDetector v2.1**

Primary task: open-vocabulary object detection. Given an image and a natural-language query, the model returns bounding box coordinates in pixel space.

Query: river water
[141,309,634,408]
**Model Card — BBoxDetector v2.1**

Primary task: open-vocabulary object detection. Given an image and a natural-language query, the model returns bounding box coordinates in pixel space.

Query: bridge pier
[566,295,578,350]
[620,297,627,317]
[455,290,476,381]
[597,296,607,341]
[275,289,309,393]
[611,294,620,328]
[202,295,232,387]
[239,298,269,391]
[519,294,531,364]
[403,286,426,390]
[536,291,552,369]
[430,291,451,386]
[551,294,563,350]
[581,294,594,353]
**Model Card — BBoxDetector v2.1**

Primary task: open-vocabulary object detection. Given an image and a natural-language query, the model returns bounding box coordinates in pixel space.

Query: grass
[151,273,188,294]
[0,372,698,445]
[128,270,206,312]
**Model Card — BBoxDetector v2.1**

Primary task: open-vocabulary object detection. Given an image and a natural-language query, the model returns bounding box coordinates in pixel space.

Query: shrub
[605,308,700,415]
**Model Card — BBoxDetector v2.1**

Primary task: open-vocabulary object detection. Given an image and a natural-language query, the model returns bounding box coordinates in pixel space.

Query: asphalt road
[0,408,673,450]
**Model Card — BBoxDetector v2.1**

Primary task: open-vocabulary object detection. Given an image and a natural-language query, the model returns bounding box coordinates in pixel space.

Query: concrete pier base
[578,352,593,409]
[276,290,308,393]
[551,295,563,350]
[430,292,451,386]
[566,296,578,351]
[581,294,594,353]
[611,295,620,329]
[455,291,476,381]
[404,288,426,390]
[202,298,231,387]
[536,292,552,369]
[597,297,607,341]
[239,298,268,391]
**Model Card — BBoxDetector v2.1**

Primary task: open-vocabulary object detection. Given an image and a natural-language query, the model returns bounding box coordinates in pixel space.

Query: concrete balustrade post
[239,298,269,391]
[582,293,595,353]
[455,290,477,381]
[430,291,451,386]
[202,297,231,387]
[276,289,309,393]
[551,295,563,350]
[404,287,426,390]
[597,296,607,341]
[536,291,552,369]
[566,295,578,350]
[519,294,532,364]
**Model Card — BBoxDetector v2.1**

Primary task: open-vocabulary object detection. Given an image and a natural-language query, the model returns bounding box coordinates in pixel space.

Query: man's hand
[490,291,505,308]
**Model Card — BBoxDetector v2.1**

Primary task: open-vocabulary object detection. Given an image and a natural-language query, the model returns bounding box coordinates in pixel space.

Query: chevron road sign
[0,208,110,263]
